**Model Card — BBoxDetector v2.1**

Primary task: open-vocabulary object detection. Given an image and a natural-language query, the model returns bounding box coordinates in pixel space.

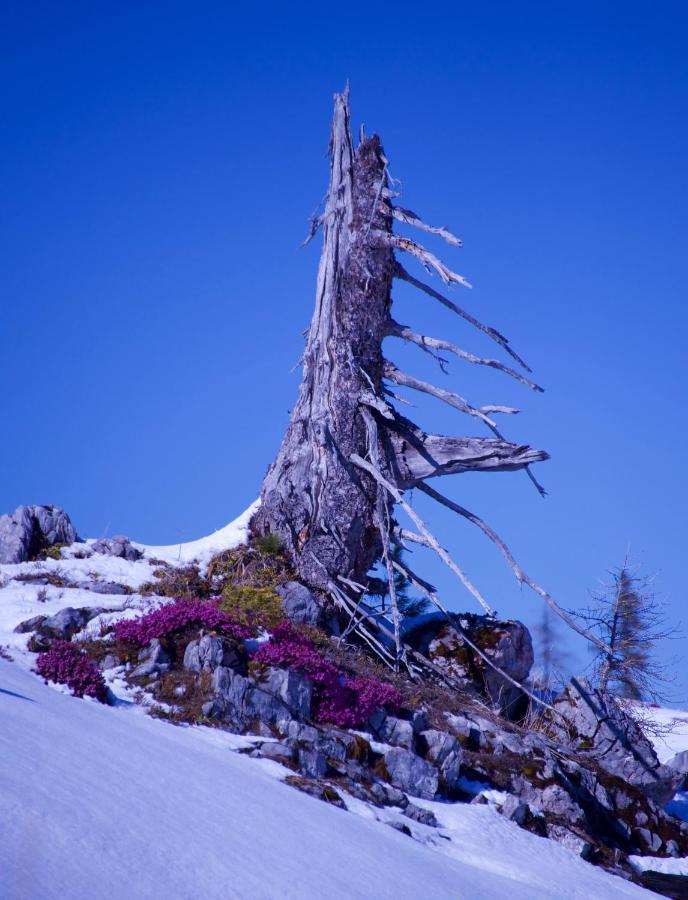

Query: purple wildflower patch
[113,598,252,646]
[254,623,400,727]
[36,641,109,703]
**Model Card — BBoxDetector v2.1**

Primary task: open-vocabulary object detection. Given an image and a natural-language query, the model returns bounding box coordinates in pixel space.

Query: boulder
[418,729,462,788]
[183,635,244,673]
[0,505,79,563]
[91,536,142,562]
[403,803,438,827]
[131,638,171,678]
[276,581,323,627]
[383,747,438,800]
[548,678,683,806]
[211,665,312,728]
[370,714,414,750]
[403,612,533,718]
[86,582,131,596]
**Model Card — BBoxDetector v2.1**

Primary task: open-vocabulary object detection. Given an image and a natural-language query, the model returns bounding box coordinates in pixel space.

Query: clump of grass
[207,538,294,591]
[140,564,210,599]
[42,543,65,561]
[253,533,282,555]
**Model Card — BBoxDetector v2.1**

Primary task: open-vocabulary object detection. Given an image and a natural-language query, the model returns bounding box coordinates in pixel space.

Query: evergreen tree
[366,541,429,620]
[577,558,677,702]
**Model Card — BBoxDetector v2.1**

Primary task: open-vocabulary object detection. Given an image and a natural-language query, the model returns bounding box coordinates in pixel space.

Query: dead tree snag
[253,87,601,666]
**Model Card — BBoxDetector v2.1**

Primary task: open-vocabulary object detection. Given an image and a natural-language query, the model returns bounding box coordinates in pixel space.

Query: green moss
[43,543,65,561]
[471,627,504,651]
[219,585,284,630]
[254,533,283,555]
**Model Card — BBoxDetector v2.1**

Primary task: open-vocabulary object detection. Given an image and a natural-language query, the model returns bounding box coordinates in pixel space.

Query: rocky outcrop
[205,666,313,729]
[404,612,533,718]
[131,639,172,679]
[0,505,79,564]
[384,747,439,800]
[546,678,683,806]
[91,536,142,562]
[17,605,107,651]
[183,634,245,674]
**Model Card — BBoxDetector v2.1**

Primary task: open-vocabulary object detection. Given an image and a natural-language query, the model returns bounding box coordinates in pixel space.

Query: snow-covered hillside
[0,510,680,899]
[2,657,655,900]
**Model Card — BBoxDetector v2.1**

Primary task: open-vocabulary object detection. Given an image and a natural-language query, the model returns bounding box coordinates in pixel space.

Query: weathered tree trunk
[252,90,395,590]
[250,87,606,666]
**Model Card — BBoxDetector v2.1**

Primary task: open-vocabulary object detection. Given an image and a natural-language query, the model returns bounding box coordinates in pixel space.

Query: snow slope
[0,507,675,898]
[1,658,653,900]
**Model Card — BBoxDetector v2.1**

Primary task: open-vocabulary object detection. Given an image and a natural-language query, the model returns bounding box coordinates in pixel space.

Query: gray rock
[370,782,408,809]
[138,639,171,666]
[131,639,171,678]
[403,612,533,718]
[0,505,79,564]
[298,747,328,778]
[666,749,688,789]
[404,803,438,827]
[14,615,47,634]
[40,606,104,641]
[548,677,683,805]
[376,715,414,750]
[91,536,142,562]
[211,665,312,728]
[183,635,243,673]
[635,827,662,853]
[383,747,438,800]
[547,824,593,859]
[419,729,462,788]
[86,582,130,596]
[285,721,321,745]
[276,581,323,626]
[501,794,530,826]
[259,667,312,720]
[99,653,120,671]
[131,659,170,679]
[259,741,296,763]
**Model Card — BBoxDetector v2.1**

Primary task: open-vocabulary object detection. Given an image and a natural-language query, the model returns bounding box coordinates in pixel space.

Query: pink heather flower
[36,641,109,704]
[254,623,400,727]
[113,598,252,646]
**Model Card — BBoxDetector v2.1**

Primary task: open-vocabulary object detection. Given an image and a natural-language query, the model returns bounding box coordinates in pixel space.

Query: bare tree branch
[384,360,510,429]
[394,262,532,372]
[350,452,495,615]
[374,232,472,288]
[393,555,559,716]
[385,319,544,392]
[415,481,610,654]
[389,205,463,247]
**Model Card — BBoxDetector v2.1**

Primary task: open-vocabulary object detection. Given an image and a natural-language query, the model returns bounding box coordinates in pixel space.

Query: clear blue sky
[1,3,686,694]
